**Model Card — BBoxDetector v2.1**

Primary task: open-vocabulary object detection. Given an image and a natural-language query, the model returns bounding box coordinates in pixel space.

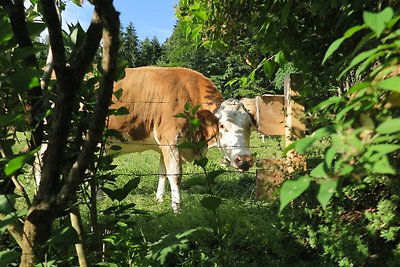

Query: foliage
[136,37,162,66]
[280,6,400,211]
[119,23,163,67]
[160,22,275,98]
[119,22,140,67]
[177,0,400,100]
[277,6,400,265]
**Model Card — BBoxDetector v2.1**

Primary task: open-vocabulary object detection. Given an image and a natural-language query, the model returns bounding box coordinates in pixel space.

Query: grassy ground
[85,134,314,266]
[105,133,284,213]
[13,133,317,266]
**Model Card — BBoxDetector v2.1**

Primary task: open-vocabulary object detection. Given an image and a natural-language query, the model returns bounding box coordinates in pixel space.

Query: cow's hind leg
[156,155,167,203]
[160,146,182,213]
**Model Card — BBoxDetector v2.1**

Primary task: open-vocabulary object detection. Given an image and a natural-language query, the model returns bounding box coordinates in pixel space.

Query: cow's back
[108,67,223,143]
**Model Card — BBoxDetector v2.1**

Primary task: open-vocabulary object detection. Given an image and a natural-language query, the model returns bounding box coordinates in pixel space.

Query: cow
[107,66,254,212]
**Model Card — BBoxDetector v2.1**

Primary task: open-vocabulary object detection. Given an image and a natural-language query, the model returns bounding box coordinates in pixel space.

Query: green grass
[85,134,312,266]
[13,133,315,266]
[104,133,284,212]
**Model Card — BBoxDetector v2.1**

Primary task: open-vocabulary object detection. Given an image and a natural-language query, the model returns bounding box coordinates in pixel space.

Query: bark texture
[19,0,120,265]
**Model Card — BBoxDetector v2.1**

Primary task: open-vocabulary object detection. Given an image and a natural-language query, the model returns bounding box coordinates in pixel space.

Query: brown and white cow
[107,66,254,212]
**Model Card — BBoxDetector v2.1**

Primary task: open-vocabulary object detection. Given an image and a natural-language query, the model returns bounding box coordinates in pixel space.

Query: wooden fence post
[255,74,305,199]
[284,74,306,174]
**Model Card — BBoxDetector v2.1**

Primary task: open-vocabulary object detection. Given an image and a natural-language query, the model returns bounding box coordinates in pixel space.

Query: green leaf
[346,81,371,95]
[0,250,19,266]
[191,104,201,115]
[72,0,82,7]
[102,178,140,202]
[338,164,354,176]
[200,196,222,211]
[177,142,197,150]
[263,61,276,79]
[292,137,318,154]
[284,130,332,155]
[317,179,337,209]
[310,163,328,178]
[114,106,130,116]
[205,169,225,184]
[313,126,336,138]
[355,51,386,77]
[10,68,41,91]
[27,21,47,38]
[0,17,13,44]
[113,88,123,100]
[325,147,336,168]
[122,177,140,194]
[194,157,208,168]
[4,147,40,176]
[378,77,400,93]
[322,24,366,65]
[0,209,28,235]
[279,175,311,212]
[280,0,292,25]
[190,117,201,129]
[363,7,394,37]
[70,23,85,47]
[372,156,395,174]
[96,262,119,267]
[174,113,186,119]
[313,96,342,111]
[13,47,43,62]
[184,102,191,112]
[376,118,400,134]
[0,194,16,213]
[0,114,24,127]
[46,226,79,245]
[322,37,345,65]
[194,10,208,21]
[367,144,400,155]
[274,51,285,66]
[341,47,380,75]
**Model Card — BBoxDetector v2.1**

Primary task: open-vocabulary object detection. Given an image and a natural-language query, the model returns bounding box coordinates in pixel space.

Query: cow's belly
[107,131,161,156]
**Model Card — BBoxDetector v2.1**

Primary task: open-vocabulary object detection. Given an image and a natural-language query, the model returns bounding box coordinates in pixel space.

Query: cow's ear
[196,110,218,126]
[248,111,257,129]
[195,109,219,141]
[240,99,258,128]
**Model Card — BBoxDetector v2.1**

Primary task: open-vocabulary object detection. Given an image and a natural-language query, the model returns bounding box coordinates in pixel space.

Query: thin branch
[57,0,120,206]
[71,8,103,80]
[36,0,76,201]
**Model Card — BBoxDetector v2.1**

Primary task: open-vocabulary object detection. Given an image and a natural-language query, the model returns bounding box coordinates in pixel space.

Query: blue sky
[63,1,179,43]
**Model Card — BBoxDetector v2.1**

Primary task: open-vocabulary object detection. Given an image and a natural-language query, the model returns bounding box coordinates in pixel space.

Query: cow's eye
[219,124,224,129]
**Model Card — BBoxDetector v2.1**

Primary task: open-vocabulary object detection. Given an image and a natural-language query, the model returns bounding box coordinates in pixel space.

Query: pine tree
[150,36,163,64]
[120,22,140,67]
[137,37,152,66]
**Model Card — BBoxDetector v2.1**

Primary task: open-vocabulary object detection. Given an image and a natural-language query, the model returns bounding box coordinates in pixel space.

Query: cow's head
[215,99,254,171]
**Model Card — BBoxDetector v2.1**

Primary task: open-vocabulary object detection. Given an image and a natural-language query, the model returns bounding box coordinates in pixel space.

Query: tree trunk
[20,202,54,266]
[19,0,120,265]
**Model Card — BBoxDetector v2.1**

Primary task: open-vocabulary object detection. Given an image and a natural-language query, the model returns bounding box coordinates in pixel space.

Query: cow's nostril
[240,161,250,171]
[235,155,253,171]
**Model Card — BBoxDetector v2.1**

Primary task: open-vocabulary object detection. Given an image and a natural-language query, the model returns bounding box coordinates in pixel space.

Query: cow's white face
[215,99,254,171]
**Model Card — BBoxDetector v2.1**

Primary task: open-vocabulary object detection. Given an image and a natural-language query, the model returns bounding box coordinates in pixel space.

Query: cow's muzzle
[234,154,254,172]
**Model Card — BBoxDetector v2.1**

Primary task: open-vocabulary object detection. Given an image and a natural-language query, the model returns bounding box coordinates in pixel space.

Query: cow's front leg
[156,155,167,203]
[161,146,182,213]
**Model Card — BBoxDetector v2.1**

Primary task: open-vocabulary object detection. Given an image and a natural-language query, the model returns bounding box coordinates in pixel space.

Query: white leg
[156,155,167,203]
[167,174,181,213]
[161,146,182,213]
